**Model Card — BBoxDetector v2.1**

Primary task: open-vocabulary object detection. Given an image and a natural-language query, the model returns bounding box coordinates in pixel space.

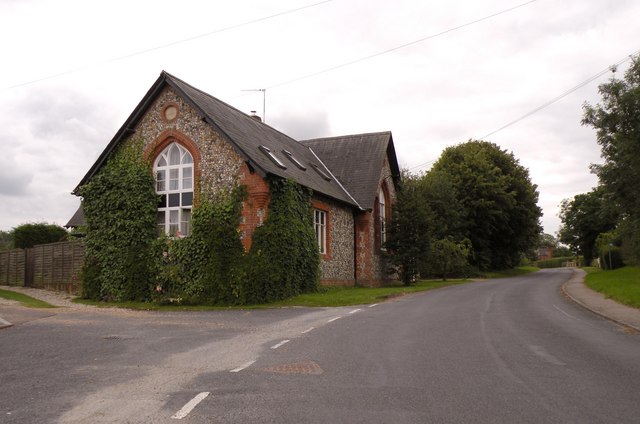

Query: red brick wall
[239,164,270,251]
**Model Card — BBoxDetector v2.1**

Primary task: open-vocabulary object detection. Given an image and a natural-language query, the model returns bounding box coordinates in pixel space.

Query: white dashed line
[327,316,342,323]
[171,392,210,420]
[349,308,362,314]
[0,316,12,328]
[301,327,315,334]
[230,360,255,373]
[368,303,379,308]
[271,339,290,349]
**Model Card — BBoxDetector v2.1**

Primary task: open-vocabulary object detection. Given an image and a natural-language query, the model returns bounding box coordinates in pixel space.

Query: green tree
[428,140,542,270]
[429,238,472,281]
[583,55,640,263]
[11,223,67,248]
[79,141,158,301]
[0,230,12,250]
[557,187,619,265]
[385,172,433,285]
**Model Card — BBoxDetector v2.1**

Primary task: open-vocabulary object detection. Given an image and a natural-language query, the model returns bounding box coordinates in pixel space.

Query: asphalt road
[1,268,639,423]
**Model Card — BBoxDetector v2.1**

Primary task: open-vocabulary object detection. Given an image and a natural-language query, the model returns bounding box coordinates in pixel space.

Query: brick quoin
[239,164,270,252]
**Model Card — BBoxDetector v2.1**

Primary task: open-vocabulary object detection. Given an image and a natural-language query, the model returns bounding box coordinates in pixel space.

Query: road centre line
[327,316,342,323]
[171,392,210,420]
[0,316,12,328]
[271,339,290,349]
[368,303,379,308]
[230,360,255,373]
[301,327,315,334]
[349,308,362,314]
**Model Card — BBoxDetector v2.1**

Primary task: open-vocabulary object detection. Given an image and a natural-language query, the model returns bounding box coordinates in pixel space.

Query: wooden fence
[0,241,84,294]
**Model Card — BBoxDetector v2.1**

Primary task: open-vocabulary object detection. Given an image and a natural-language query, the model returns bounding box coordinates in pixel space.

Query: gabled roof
[301,132,400,210]
[74,71,360,209]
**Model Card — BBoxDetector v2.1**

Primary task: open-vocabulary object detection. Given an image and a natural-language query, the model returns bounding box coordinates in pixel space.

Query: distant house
[69,71,400,286]
[536,246,553,261]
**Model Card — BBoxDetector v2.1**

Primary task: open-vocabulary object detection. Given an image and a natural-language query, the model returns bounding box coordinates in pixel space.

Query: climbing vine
[245,178,320,303]
[79,140,158,301]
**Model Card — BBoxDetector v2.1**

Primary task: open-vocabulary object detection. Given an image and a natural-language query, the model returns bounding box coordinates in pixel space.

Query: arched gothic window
[379,187,387,246]
[154,142,193,237]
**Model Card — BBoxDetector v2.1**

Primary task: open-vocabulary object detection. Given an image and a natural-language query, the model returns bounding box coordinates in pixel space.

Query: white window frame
[154,142,194,237]
[314,209,327,254]
[379,187,386,247]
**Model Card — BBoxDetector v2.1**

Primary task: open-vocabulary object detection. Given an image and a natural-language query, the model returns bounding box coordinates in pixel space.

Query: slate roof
[73,71,360,209]
[64,205,84,228]
[301,132,400,210]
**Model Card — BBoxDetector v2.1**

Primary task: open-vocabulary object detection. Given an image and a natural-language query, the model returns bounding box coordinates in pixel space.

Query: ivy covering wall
[79,141,158,301]
[80,146,319,305]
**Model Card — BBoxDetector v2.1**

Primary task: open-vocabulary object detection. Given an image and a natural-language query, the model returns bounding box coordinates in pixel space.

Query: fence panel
[0,249,26,286]
[30,241,84,294]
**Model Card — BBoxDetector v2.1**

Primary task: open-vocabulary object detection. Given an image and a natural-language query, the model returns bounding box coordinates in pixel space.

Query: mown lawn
[73,266,538,310]
[0,289,56,308]
[584,266,640,309]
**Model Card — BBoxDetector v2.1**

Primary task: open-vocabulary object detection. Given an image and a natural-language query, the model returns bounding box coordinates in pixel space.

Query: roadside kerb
[562,268,640,332]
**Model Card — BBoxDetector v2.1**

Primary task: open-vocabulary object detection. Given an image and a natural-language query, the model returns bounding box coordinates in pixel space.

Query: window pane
[169,210,179,236]
[157,211,165,236]
[157,156,167,167]
[169,193,180,207]
[183,151,193,164]
[169,168,179,190]
[180,209,192,236]
[158,194,166,208]
[169,145,180,165]
[182,192,193,206]
[156,170,166,192]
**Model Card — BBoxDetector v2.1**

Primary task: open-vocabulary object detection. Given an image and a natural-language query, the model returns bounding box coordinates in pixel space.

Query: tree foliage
[79,141,158,301]
[429,238,472,281]
[0,230,11,251]
[11,223,67,249]
[385,172,433,285]
[558,187,619,265]
[428,140,542,270]
[582,55,640,264]
[245,178,320,303]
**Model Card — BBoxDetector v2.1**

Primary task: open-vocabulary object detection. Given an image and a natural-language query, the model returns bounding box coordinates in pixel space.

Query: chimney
[250,110,262,122]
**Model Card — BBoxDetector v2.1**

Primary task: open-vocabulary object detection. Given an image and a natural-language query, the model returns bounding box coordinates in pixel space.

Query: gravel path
[0,285,94,308]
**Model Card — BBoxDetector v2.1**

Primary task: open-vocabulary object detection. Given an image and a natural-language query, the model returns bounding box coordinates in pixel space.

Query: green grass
[0,288,56,308]
[477,266,539,279]
[74,279,473,310]
[584,266,640,309]
[72,266,539,311]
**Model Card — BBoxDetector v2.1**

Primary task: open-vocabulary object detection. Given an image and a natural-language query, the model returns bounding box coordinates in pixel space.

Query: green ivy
[245,178,320,303]
[78,140,158,301]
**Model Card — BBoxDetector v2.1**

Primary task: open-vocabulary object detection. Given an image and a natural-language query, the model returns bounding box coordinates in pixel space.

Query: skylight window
[311,164,332,181]
[282,150,307,170]
[259,145,286,169]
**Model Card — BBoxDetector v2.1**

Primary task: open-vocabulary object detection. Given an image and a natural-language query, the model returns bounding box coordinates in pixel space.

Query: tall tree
[582,55,640,262]
[429,140,542,270]
[385,172,433,285]
[557,187,619,265]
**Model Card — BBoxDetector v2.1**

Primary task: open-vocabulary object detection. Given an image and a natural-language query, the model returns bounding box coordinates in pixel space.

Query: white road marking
[271,339,290,349]
[553,304,596,328]
[301,327,315,334]
[230,360,255,373]
[368,303,379,308]
[349,308,362,314]
[327,316,342,323]
[0,316,12,327]
[171,392,210,420]
[528,345,566,366]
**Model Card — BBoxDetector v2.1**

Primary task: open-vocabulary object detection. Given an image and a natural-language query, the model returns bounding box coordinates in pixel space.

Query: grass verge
[0,288,56,308]
[583,266,640,309]
[73,266,538,311]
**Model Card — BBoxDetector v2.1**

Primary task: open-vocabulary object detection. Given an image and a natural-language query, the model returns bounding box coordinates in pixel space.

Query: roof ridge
[301,131,391,143]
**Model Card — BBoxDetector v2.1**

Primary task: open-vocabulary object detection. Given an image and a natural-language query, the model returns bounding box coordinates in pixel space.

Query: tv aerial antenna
[241,88,266,123]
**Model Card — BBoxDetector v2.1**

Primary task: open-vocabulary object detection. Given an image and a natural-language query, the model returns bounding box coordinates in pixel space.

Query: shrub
[12,223,67,248]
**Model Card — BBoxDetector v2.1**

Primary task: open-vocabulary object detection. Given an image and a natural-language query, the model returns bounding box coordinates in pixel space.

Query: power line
[3,0,334,91]
[480,49,640,139]
[265,0,537,90]
[408,49,640,173]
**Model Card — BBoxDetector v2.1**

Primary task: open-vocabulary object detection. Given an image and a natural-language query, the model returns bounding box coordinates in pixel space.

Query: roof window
[282,150,307,170]
[311,164,332,181]
[259,145,287,169]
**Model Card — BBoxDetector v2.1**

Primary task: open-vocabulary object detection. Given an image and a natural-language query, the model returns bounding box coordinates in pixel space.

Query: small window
[314,209,327,254]
[259,145,287,169]
[379,187,387,247]
[282,150,307,170]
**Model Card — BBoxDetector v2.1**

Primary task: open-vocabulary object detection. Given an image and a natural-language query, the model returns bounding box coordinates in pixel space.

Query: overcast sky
[1,0,638,235]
